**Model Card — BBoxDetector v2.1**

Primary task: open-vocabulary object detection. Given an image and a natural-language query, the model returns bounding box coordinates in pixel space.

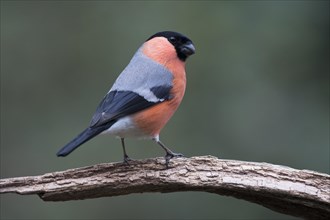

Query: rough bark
[0,156,329,219]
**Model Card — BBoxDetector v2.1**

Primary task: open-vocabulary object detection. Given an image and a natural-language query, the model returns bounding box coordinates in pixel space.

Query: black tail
[57,125,110,157]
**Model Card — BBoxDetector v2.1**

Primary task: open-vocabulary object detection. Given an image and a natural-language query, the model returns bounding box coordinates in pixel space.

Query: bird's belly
[132,99,181,137]
[101,116,150,139]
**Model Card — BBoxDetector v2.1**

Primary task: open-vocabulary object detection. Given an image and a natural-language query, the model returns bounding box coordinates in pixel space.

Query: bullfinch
[56,31,195,167]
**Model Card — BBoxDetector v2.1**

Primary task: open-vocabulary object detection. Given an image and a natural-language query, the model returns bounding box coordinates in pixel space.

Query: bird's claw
[123,155,132,165]
[165,152,184,168]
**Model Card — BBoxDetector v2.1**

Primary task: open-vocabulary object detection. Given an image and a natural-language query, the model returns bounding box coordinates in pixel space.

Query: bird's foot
[165,152,184,168]
[123,155,132,165]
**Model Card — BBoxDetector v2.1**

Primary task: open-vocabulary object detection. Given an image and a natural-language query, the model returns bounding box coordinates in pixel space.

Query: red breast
[132,37,187,137]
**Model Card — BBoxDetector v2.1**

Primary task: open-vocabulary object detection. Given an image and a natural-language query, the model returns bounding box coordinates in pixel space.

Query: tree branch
[0,156,329,219]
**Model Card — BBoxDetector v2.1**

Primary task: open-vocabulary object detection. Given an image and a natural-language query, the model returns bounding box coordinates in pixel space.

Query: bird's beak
[180,42,195,56]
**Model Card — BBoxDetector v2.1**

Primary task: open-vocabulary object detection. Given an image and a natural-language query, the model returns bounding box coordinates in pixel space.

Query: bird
[56,31,195,167]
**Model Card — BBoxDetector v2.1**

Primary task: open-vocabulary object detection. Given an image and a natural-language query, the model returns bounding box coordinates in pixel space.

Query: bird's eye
[169,37,177,43]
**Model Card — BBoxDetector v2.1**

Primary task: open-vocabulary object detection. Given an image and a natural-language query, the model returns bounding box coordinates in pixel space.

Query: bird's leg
[121,138,131,165]
[154,139,184,168]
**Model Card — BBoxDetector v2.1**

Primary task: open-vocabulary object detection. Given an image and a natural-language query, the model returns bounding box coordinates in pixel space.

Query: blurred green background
[1,1,329,219]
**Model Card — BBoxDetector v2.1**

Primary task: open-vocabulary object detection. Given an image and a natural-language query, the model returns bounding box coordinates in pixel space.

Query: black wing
[90,86,172,128]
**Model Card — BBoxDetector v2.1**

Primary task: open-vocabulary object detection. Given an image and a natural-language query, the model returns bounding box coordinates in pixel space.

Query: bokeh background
[1,1,329,219]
